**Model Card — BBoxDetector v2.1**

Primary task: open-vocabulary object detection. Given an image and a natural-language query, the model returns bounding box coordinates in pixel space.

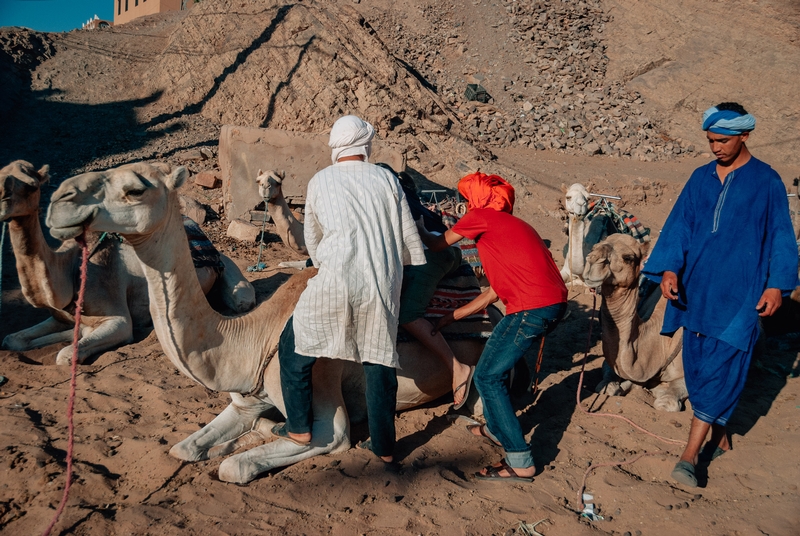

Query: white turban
[328,115,375,164]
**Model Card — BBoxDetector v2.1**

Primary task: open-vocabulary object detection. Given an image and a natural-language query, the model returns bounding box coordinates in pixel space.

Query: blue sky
[0,0,113,33]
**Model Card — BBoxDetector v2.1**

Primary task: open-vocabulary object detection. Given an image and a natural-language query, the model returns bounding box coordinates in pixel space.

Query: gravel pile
[367,0,696,161]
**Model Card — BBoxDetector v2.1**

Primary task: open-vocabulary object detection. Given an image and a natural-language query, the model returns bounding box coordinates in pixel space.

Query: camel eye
[126,188,146,198]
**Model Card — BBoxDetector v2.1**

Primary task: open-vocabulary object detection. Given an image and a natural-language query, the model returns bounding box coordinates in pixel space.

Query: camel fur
[582,233,687,412]
[0,160,255,365]
[46,162,490,484]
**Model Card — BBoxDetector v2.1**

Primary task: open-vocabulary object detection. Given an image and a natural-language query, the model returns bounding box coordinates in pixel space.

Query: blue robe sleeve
[642,177,696,282]
[765,176,800,292]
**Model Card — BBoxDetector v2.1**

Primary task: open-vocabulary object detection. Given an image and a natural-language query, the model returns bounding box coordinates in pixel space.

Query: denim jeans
[279,317,398,457]
[474,302,567,469]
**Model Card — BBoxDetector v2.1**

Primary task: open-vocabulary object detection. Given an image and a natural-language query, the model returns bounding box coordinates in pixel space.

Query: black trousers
[279,317,398,457]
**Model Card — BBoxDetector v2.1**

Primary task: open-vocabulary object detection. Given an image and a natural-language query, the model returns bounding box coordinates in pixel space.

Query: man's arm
[758,176,799,316]
[432,287,499,334]
[415,217,464,252]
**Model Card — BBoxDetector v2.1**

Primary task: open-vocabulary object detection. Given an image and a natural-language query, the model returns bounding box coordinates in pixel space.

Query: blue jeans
[279,317,398,457]
[474,302,566,469]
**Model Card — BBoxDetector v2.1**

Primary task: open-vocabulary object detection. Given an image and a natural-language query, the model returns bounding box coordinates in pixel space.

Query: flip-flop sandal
[453,366,475,410]
[474,459,534,483]
[671,460,698,487]
[466,423,502,448]
[271,422,311,446]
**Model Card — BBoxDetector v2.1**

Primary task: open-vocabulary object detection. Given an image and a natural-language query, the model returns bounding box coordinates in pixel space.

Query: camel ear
[37,165,50,184]
[257,169,263,177]
[560,182,567,193]
[166,166,188,191]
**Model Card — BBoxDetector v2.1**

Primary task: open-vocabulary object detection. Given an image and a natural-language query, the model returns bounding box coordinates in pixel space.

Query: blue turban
[701,107,756,135]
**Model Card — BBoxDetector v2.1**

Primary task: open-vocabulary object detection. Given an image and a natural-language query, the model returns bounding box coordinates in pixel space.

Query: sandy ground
[2,150,799,536]
[1,0,800,533]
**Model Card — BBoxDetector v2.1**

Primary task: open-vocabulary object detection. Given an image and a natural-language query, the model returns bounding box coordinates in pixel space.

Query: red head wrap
[457,172,515,214]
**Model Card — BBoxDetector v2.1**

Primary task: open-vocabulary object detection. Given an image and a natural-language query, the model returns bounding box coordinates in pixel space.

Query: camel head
[564,183,590,217]
[255,169,286,202]
[46,162,188,241]
[0,160,50,221]
[583,233,647,292]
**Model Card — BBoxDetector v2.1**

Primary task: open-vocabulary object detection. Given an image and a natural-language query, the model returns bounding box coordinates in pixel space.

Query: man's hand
[660,271,680,300]
[432,312,455,335]
[756,288,782,317]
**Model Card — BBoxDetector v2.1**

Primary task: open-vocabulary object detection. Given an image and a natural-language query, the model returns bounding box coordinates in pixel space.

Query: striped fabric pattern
[292,161,426,368]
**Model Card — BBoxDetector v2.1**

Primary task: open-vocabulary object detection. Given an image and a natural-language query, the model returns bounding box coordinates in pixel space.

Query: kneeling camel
[583,233,687,412]
[46,162,489,484]
[0,160,255,364]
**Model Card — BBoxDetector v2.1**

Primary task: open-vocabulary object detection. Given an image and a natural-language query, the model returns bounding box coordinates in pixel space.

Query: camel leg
[217,359,351,484]
[216,255,256,313]
[55,315,133,365]
[170,392,275,462]
[2,317,75,351]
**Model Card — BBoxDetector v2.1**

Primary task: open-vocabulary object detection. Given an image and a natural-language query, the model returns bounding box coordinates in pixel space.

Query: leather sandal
[474,459,534,482]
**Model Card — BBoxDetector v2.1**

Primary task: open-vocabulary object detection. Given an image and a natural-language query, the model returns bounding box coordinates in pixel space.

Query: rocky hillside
[0,0,797,180]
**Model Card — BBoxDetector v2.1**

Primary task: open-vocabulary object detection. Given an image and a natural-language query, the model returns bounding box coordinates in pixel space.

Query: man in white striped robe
[274,115,425,463]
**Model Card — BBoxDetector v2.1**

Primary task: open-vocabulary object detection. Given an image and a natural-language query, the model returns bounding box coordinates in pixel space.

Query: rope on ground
[41,235,89,536]
[575,292,685,512]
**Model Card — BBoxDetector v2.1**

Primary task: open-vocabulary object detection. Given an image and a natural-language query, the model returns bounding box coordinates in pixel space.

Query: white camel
[582,233,687,412]
[46,162,490,484]
[0,160,255,365]
[560,183,592,284]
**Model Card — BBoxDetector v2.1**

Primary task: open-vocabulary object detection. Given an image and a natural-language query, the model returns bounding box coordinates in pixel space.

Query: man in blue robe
[642,102,799,487]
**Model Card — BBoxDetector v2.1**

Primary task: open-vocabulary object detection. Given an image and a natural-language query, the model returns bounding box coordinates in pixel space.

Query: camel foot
[170,398,273,462]
[595,380,631,396]
[653,396,683,412]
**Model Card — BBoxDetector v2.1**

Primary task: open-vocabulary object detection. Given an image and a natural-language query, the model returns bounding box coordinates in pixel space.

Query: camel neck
[127,199,268,393]
[601,283,639,337]
[9,212,76,310]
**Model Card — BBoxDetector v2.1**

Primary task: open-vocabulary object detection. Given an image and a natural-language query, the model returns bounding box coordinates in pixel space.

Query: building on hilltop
[114,0,196,26]
[82,15,112,30]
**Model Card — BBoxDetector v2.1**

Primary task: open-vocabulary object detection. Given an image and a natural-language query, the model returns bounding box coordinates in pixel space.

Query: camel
[582,233,687,412]
[560,183,619,285]
[560,183,590,284]
[255,169,307,256]
[46,162,491,484]
[0,160,255,365]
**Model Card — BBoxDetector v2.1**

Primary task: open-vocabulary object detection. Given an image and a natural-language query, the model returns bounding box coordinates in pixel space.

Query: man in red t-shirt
[417,171,567,482]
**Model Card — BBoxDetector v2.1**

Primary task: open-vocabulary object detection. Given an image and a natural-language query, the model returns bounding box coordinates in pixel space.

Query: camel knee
[228,280,256,313]
[2,333,30,351]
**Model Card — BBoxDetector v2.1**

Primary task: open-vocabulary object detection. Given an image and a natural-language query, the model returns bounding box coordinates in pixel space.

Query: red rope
[42,235,89,536]
[575,292,685,512]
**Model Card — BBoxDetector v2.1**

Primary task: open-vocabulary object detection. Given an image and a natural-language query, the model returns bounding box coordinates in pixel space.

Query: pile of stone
[367,0,695,161]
